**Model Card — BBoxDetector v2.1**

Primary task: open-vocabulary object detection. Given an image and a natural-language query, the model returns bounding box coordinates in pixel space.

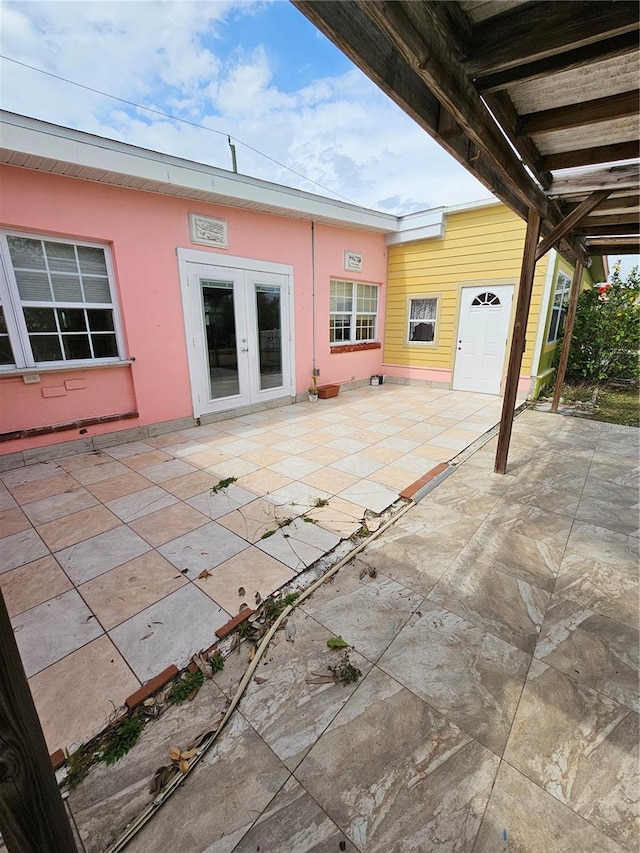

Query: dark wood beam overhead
[519,90,639,136]
[567,195,639,213]
[535,190,610,260]
[474,30,639,94]
[550,163,640,195]
[355,1,550,217]
[581,213,640,228]
[483,90,551,189]
[543,142,640,171]
[467,1,639,77]
[586,238,640,254]
[576,224,640,237]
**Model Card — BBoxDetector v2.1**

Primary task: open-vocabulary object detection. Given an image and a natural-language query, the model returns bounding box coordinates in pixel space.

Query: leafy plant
[210,476,237,494]
[102,717,143,765]
[209,652,225,673]
[562,264,639,384]
[167,670,204,705]
[313,497,329,508]
[263,592,299,622]
[328,652,361,685]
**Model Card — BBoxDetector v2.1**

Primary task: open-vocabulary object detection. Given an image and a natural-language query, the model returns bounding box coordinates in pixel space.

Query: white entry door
[183,261,292,416]
[453,285,514,395]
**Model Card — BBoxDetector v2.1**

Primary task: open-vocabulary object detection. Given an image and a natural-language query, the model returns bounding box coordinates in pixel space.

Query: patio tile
[305,502,363,538]
[325,436,370,454]
[70,459,131,486]
[485,498,575,543]
[1,460,61,487]
[103,440,155,459]
[299,466,358,493]
[157,521,248,575]
[28,634,140,753]
[20,486,99,526]
[1,527,50,573]
[11,588,103,677]
[361,532,455,597]
[179,447,232,469]
[378,600,531,755]
[535,595,639,712]
[427,559,550,654]
[37,504,121,552]
[123,449,173,471]
[215,437,263,456]
[337,480,398,513]
[230,609,372,770]
[161,469,220,499]
[295,665,500,853]
[241,447,288,466]
[128,502,209,547]
[83,471,152,502]
[554,522,639,628]
[0,484,17,510]
[300,445,346,465]
[0,505,31,537]
[300,429,341,445]
[368,465,413,490]
[256,517,340,571]
[109,584,229,681]
[55,451,114,472]
[235,468,293,496]
[272,437,317,455]
[125,713,289,853]
[427,478,501,519]
[78,551,187,630]
[206,458,259,479]
[233,777,357,853]
[263,481,331,513]
[302,560,421,662]
[217,497,294,543]
[503,659,639,850]
[8,472,79,505]
[194,546,295,614]
[0,555,71,618]
[105,486,178,523]
[575,492,639,537]
[376,435,421,453]
[475,762,626,853]
[186,483,256,519]
[268,456,324,479]
[55,525,151,584]
[329,454,384,477]
[138,458,198,484]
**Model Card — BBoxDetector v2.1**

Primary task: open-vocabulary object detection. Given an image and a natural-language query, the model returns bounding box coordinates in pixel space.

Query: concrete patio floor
[64,408,638,853]
[0,384,505,754]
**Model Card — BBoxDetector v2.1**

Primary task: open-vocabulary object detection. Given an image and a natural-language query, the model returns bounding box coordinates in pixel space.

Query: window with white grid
[408,297,438,343]
[0,233,124,370]
[330,280,378,344]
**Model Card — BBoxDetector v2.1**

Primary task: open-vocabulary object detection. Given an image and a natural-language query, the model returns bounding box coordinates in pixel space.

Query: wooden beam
[483,90,551,189]
[0,590,78,852]
[550,163,640,196]
[567,195,639,213]
[474,30,639,93]
[551,261,584,414]
[495,210,541,475]
[580,213,640,229]
[356,1,550,218]
[535,190,610,260]
[519,90,639,136]
[543,142,640,171]
[467,1,639,77]
[577,224,640,237]
[586,237,640,254]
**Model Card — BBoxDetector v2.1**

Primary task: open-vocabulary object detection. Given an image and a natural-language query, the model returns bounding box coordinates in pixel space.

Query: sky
[0,0,637,276]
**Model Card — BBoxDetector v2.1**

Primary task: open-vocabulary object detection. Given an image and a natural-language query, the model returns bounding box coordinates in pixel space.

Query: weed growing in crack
[102,717,143,765]
[167,670,204,705]
[328,652,362,685]
[210,476,237,494]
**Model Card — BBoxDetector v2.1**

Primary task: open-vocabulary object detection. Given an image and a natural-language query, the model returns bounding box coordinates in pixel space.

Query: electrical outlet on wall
[312,368,320,377]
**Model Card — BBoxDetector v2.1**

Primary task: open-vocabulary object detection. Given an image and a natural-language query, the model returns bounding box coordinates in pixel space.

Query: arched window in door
[471,292,501,306]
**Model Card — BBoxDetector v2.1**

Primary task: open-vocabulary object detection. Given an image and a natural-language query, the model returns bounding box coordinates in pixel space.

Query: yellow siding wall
[384,204,550,376]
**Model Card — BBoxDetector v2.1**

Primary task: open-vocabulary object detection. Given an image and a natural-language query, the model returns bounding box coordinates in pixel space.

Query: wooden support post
[0,590,77,852]
[495,209,541,474]
[551,260,584,413]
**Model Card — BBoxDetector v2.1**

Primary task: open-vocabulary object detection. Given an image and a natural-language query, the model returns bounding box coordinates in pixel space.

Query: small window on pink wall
[0,232,124,370]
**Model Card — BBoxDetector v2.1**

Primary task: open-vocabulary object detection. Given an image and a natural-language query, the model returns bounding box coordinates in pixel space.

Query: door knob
[241,347,249,352]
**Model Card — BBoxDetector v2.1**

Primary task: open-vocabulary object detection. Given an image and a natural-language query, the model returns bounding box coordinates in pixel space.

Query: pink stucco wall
[0,165,387,453]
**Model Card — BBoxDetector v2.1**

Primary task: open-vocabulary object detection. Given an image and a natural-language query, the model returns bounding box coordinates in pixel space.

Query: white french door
[181,257,293,416]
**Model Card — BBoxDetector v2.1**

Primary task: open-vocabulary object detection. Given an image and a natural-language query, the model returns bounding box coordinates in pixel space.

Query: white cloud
[0,0,490,212]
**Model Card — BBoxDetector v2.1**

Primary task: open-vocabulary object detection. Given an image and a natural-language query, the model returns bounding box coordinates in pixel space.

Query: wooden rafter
[474,31,639,93]
[519,90,639,136]
[579,213,640,229]
[535,190,610,260]
[466,1,639,77]
[577,224,640,237]
[543,142,639,171]
[567,195,639,213]
[550,164,640,196]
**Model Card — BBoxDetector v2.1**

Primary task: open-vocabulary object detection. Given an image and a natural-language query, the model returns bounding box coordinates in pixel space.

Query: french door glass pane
[255,284,282,390]
[202,281,239,400]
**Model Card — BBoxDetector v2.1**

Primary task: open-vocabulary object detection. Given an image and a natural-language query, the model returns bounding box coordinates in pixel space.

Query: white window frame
[407,296,439,345]
[329,279,379,345]
[547,271,572,344]
[0,231,126,372]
